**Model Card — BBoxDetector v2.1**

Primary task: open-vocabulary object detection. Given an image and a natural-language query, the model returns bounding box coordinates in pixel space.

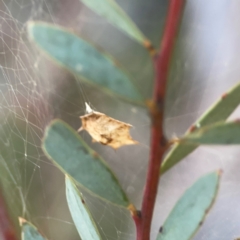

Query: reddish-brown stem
[134,1,186,240]
[0,189,18,240]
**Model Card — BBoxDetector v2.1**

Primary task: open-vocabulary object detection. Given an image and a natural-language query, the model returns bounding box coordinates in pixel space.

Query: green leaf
[42,119,129,207]
[79,0,149,46]
[19,218,45,240]
[65,175,102,240]
[181,121,240,145]
[27,22,144,104]
[161,82,240,174]
[156,171,220,240]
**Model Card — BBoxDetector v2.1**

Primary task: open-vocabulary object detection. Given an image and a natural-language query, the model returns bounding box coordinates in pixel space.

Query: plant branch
[137,1,186,239]
[0,187,18,240]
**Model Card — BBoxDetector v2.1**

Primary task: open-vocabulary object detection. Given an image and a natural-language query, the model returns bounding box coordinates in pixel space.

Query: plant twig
[0,188,18,240]
[134,1,186,239]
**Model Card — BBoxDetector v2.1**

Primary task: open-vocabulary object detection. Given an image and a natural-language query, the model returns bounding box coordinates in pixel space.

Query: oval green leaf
[19,218,45,240]
[79,0,150,46]
[27,22,143,104]
[157,171,220,240]
[161,82,240,174]
[181,121,240,145]
[42,119,129,207]
[66,175,102,240]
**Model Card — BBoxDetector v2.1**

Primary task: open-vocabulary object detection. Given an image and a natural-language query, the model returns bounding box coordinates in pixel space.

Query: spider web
[1,0,240,240]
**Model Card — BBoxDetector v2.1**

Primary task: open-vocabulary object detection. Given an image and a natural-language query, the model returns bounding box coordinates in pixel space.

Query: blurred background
[0,0,240,239]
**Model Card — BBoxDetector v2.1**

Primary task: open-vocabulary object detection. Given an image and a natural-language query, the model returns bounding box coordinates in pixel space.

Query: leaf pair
[27,0,155,104]
[40,119,221,240]
[19,171,220,240]
[162,82,240,174]
[27,22,240,174]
